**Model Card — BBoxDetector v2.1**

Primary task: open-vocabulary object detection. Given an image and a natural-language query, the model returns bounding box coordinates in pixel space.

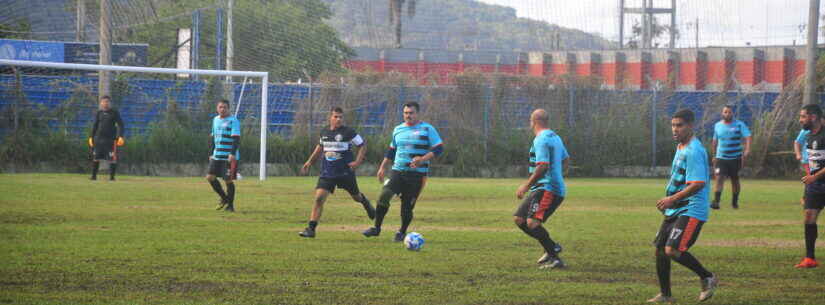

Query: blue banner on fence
[0,39,65,62]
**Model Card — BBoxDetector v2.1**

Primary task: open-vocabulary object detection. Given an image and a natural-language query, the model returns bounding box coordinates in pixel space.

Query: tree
[626,16,679,49]
[389,0,416,48]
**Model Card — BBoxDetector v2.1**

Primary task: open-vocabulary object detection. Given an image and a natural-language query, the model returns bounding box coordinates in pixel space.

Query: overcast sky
[477,0,819,47]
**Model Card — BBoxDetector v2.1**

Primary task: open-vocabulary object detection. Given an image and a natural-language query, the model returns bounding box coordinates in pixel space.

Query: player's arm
[208,134,215,159]
[377,146,395,182]
[115,111,126,146]
[302,144,323,174]
[349,133,367,169]
[658,147,707,209]
[794,141,803,161]
[89,111,100,146]
[410,126,444,168]
[710,138,718,164]
[802,163,825,184]
[228,135,240,161]
[657,181,705,211]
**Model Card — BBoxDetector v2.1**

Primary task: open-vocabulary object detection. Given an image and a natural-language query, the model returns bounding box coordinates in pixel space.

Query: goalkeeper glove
[88,138,94,147]
[116,137,125,147]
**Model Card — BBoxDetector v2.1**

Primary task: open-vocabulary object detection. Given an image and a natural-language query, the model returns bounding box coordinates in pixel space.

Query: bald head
[531,109,549,127]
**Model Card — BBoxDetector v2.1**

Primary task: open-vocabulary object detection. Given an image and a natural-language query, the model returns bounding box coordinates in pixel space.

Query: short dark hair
[403,102,420,112]
[218,99,230,106]
[672,109,695,124]
[723,105,735,112]
[803,104,823,118]
[100,95,111,101]
[331,107,344,114]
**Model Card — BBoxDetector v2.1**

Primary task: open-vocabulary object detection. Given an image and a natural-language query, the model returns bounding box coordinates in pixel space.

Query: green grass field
[1,174,823,305]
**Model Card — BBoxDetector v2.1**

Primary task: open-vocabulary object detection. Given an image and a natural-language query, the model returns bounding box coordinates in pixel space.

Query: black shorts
[513,189,564,222]
[804,192,825,210]
[93,139,117,161]
[383,170,426,202]
[316,175,360,195]
[208,159,238,180]
[653,215,705,251]
[715,158,741,177]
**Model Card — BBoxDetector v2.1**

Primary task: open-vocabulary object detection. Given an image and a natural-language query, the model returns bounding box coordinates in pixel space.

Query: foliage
[626,16,680,49]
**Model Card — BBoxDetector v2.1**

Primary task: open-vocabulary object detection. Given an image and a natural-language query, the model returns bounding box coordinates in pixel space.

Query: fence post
[483,85,491,163]
[651,82,660,168]
[567,85,575,129]
[191,9,200,80]
[308,82,313,143]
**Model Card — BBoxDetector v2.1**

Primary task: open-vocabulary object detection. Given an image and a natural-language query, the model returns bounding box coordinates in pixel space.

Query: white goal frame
[0,59,270,180]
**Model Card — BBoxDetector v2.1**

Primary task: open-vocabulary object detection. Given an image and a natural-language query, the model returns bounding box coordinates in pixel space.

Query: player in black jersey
[299,107,375,238]
[797,104,825,268]
[88,96,125,181]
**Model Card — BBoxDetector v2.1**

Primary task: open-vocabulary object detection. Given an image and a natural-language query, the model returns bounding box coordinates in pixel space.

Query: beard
[803,122,812,130]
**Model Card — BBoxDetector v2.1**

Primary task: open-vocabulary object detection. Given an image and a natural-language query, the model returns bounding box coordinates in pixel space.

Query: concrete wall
[344,45,814,91]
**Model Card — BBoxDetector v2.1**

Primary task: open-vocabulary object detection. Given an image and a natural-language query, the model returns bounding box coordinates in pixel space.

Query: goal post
[0,59,270,180]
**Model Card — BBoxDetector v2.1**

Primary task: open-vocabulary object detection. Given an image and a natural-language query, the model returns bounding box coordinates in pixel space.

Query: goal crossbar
[0,59,270,181]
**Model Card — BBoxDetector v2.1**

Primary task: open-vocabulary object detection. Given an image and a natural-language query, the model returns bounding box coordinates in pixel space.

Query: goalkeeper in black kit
[88,96,125,181]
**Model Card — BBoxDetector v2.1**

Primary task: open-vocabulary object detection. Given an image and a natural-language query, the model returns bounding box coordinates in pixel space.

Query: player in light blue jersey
[648,109,717,303]
[206,99,241,212]
[710,105,751,209]
[363,102,444,242]
[513,109,568,270]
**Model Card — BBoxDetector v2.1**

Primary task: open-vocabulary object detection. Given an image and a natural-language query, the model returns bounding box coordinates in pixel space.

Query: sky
[476,0,820,48]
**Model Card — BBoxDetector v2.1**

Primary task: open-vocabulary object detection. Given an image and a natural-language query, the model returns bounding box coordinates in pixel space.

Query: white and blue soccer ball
[403,232,425,251]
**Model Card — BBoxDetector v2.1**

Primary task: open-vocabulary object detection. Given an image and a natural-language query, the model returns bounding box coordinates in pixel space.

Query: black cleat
[215,199,227,210]
[90,177,97,181]
[710,202,720,210]
[299,227,316,238]
[732,202,739,209]
[362,227,381,237]
[224,205,235,212]
[109,177,116,181]
[393,231,405,242]
[538,257,566,269]
[362,198,376,220]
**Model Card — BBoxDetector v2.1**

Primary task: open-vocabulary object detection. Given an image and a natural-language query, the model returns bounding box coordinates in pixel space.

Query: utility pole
[99,0,112,97]
[618,0,624,48]
[76,0,86,41]
[804,0,820,105]
[670,0,676,48]
[695,17,699,49]
[619,0,676,49]
[226,0,234,82]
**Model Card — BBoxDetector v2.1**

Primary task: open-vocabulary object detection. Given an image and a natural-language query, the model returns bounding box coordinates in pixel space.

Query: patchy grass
[0,174,822,304]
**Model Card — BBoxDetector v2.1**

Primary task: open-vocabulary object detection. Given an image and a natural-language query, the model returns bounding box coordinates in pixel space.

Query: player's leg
[206,160,228,209]
[341,176,375,220]
[363,172,401,237]
[222,160,238,212]
[90,160,100,180]
[300,179,333,238]
[528,192,564,269]
[396,176,424,241]
[729,158,742,209]
[90,138,110,180]
[664,216,716,301]
[109,143,118,181]
[797,197,822,268]
[649,218,675,302]
[712,162,727,209]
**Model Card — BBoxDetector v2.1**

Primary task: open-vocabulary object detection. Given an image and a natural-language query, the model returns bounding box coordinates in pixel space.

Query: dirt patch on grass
[0,212,68,225]
[703,238,825,248]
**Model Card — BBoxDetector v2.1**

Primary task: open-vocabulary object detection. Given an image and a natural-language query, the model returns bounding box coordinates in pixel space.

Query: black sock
[805,224,817,259]
[399,201,414,234]
[209,179,227,201]
[531,225,558,256]
[713,191,721,203]
[732,192,739,205]
[656,251,672,297]
[374,205,389,229]
[673,251,713,279]
[91,161,100,179]
[226,183,236,206]
[517,223,535,237]
[359,193,369,205]
[109,163,117,179]
[308,220,318,230]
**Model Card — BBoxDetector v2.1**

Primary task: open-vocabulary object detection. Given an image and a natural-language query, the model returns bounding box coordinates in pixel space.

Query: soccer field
[1,174,823,305]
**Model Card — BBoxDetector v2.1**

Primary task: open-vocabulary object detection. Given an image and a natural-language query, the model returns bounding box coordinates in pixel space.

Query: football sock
[374,205,389,229]
[91,161,100,179]
[209,179,227,202]
[531,225,558,256]
[713,191,721,203]
[109,163,117,180]
[399,200,414,234]
[308,220,318,230]
[359,193,370,205]
[226,183,236,205]
[805,224,817,259]
[673,251,712,279]
[732,192,740,206]
[656,251,672,297]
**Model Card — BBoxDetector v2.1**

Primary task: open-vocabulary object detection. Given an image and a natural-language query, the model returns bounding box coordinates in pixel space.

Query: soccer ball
[404,232,425,251]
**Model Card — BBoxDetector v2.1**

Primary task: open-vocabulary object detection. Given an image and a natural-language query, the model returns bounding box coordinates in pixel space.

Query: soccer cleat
[795,257,819,268]
[90,177,97,181]
[298,227,316,238]
[224,205,235,212]
[215,200,227,210]
[646,294,675,303]
[361,198,376,220]
[710,202,720,210]
[109,177,116,181]
[536,253,554,265]
[362,227,381,237]
[554,243,563,254]
[698,274,719,302]
[538,257,565,269]
[393,231,405,242]
[731,202,739,209]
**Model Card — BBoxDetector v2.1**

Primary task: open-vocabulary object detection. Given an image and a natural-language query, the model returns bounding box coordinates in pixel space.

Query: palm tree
[389,0,416,48]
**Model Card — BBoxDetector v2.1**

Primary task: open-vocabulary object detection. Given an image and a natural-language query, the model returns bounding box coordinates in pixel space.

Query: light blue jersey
[713,120,751,159]
[797,129,810,164]
[529,129,568,197]
[390,121,443,174]
[211,115,241,160]
[665,137,710,221]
